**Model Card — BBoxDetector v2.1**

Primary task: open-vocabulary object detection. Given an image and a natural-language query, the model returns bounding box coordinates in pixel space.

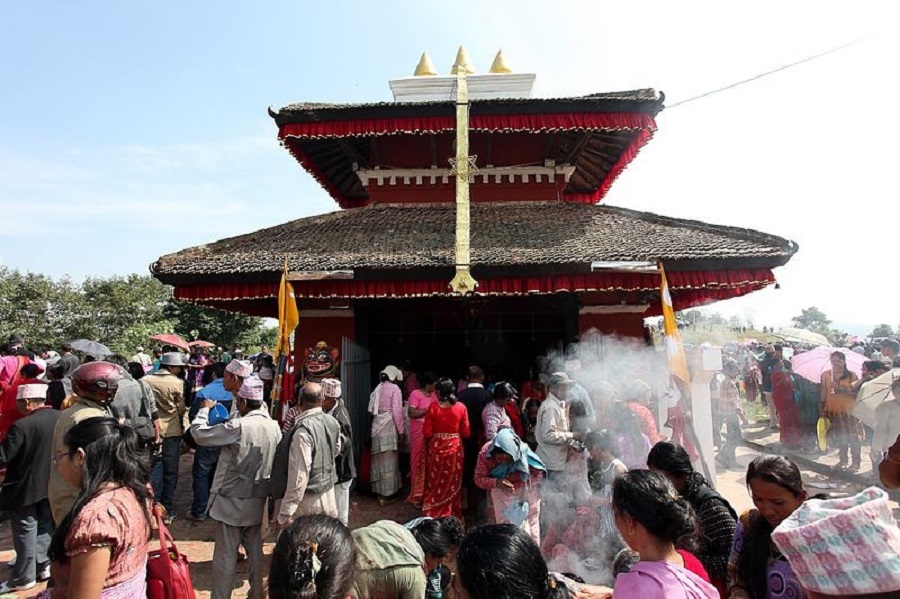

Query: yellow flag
[276,258,300,359]
[660,263,690,385]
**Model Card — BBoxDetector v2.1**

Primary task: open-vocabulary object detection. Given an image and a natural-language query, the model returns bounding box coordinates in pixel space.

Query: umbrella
[791,347,867,384]
[150,333,190,351]
[852,368,900,428]
[775,327,830,347]
[188,340,215,348]
[68,339,112,358]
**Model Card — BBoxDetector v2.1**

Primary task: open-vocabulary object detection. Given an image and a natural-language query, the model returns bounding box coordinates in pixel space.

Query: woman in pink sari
[406,371,437,505]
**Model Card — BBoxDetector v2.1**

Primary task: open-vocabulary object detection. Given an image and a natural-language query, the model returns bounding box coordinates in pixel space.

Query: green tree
[871,324,894,338]
[792,307,832,336]
[81,275,171,349]
[0,267,91,347]
[0,268,272,355]
[163,300,266,348]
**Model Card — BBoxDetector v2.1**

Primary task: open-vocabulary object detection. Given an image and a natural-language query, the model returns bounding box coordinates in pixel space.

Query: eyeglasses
[52,450,69,465]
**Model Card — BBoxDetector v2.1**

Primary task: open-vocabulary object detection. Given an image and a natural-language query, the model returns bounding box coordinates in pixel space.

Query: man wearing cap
[322,378,355,526]
[0,383,58,593]
[535,372,583,478]
[0,363,44,443]
[144,352,187,518]
[223,358,253,396]
[7,334,34,361]
[277,382,342,527]
[191,375,281,599]
[131,346,152,368]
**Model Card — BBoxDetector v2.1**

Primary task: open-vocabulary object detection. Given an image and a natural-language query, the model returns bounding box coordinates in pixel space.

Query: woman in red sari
[422,378,471,519]
[771,361,803,447]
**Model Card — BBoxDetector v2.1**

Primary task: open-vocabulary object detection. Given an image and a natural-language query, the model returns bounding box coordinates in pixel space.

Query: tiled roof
[270,90,664,125]
[152,202,797,283]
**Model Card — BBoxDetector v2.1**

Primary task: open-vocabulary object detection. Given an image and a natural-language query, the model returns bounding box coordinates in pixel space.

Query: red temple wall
[578,312,645,339]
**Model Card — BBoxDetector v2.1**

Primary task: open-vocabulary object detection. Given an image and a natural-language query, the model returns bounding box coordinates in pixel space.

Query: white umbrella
[852,368,900,428]
[775,326,830,347]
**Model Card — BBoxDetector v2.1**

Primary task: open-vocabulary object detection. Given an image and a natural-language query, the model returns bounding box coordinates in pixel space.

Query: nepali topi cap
[17,383,48,401]
[238,375,264,401]
[226,359,253,378]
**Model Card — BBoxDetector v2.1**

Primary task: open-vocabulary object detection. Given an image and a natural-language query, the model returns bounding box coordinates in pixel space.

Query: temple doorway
[354,294,579,385]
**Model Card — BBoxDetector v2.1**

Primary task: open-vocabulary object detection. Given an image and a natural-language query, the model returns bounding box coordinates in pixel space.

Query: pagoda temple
[152,48,796,392]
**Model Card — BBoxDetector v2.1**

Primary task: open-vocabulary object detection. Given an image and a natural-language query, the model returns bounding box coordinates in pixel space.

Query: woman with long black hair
[727,455,809,599]
[455,524,569,599]
[269,514,356,599]
[45,416,152,598]
[421,378,470,518]
[647,441,737,596]
[575,470,717,598]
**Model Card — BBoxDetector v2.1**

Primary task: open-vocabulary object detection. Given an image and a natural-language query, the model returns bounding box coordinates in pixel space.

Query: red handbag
[146,504,196,599]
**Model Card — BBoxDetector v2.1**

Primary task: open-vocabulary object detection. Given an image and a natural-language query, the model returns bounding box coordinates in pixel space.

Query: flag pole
[271,255,298,420]
[658,261,714,484]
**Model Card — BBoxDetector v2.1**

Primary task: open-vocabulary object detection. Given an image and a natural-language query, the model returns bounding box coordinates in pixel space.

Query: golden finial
[450,45,476,75]
[413,52,438,76]
[489,49,512,73]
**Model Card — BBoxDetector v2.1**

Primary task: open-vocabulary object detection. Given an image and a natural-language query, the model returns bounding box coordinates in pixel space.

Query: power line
[666,35,874,109]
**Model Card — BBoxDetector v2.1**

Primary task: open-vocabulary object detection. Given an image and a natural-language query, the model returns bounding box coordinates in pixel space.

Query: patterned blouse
[50,487,151,598]
[727,511,806,599]
[482,402,511,442]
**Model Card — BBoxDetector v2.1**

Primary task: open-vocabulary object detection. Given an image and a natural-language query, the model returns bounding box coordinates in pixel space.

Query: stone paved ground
[0,426,884,598]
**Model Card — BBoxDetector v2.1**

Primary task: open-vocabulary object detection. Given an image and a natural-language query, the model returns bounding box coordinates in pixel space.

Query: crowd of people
[715,339,900,480]
[2,332,900,598]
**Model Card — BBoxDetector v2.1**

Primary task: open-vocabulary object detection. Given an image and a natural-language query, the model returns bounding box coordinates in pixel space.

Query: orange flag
[660,262,690,385]
[276,257,300,359]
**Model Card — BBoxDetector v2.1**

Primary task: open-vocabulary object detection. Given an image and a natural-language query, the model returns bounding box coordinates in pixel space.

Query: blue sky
[1,1,897,332]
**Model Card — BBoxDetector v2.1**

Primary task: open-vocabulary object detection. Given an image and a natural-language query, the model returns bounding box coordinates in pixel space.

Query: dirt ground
[0,438,880,598]
[0,451,420,598]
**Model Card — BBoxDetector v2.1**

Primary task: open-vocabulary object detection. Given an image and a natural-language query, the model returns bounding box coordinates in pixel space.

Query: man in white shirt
[131,346,152,368]
[191,375,281,599]
[536,372,582,480]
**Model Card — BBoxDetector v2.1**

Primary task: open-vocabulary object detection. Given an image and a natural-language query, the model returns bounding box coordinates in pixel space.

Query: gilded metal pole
[449,67,478,294]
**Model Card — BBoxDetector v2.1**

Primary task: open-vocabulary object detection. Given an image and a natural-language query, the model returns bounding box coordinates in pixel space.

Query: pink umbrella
[150,333,190,351]
[188,340,215,348]
[791,347,867,384]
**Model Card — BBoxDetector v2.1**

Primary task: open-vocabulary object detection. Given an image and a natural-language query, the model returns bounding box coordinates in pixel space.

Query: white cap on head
[322,378,341,399]
[136,346,144,352]
[380,365,403,382]
[226,359,253,378]
[17,383,48,401]
[238,375,265,401]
